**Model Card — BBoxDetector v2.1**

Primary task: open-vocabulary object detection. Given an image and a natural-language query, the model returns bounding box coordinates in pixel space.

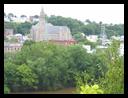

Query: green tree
[99,40,124,94]
[23,40,35,46]
[4,61,18,92]
[20,15,27,18]
[4,85,10,94]
[17,22,32,35]
[8,13,14,21]
[73,32,84,41]
[15,64,38,91]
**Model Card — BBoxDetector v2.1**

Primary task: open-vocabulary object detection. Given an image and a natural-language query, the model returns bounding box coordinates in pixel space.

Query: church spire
[40,6,45,19]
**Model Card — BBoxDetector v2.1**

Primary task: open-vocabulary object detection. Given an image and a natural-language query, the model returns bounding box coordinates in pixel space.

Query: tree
[17,22,32,35]
[33,15,39,19]
[8,13,15,21]
[4,85,10,94]
[4,61,18,92]
[23,40,35,46]
[98,40,124,94]
[20,15,27,18]
[85,19,91,24]
[8,13,14,18]
[73,32,84,41]
[15,64,38,91]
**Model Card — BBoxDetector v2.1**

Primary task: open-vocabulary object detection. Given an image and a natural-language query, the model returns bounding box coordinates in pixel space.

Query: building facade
[4,42,23,52]
[4,29,14,37]
[30,7,76,45]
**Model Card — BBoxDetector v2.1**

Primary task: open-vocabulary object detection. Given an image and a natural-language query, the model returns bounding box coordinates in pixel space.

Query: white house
[120,35,124,42]
[83,45,91,51]
[14,34,23,43]
[4,16,10,22]
[86,35,98,42]
[96,45,108,49]
[12,17,29,23]
[82,45,95,53]
[81,33,85,37]
[23,36,30,42]
[111,36,120,40]
[119,43,124,56]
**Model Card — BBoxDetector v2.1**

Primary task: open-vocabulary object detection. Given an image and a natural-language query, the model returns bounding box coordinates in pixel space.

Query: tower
[100,23,107,46]
[39,6,45,22]
[36,6,46,41]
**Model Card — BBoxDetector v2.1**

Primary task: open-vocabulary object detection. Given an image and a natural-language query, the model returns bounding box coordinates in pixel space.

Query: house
[96,45,108,49]
[119,42,124,56]
[82,45,95,53]
[86,35,98,42]
[14,34,23,43]
[4,29,14,39]
[111,36,120,40]
[4,42,23,52]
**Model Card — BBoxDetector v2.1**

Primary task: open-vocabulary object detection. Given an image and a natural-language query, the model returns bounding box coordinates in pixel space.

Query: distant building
[82,45,95,53]
[4,42,23,52]
[4,29,14,37]
[29,16,39,23]
[81,33,85,37]
[119,42,124,56]
[30,7,76,45]
[83,45,91,52]
[11,17,29,23]
[111,36,120,40]
[120,35,124,42]
[86,35,98,42]
[111,35,124,42]
[23,36,30,41]
[14,34,23,43]
[96,45,108,49]
[4,16,10,22]
[4,15,29,23]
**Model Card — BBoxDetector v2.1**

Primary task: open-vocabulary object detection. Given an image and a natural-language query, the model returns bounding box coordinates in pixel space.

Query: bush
[99,40,124,94]
[4,85,10,94]
[79,84,103,94]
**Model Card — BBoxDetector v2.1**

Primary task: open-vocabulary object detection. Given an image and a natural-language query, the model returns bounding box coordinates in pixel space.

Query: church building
[30,7,76,45]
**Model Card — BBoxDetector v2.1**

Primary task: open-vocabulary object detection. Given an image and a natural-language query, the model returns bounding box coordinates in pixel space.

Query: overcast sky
[4,4,124,24]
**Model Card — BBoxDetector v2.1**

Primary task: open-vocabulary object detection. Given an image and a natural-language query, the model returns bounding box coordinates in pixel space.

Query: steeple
[39,6,45,19]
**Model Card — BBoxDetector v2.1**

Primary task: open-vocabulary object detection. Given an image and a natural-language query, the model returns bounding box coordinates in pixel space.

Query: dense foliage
[4,41,106,93]
[99,40,124,94]
[4,22,32,35]
[4,85,10,94]
[76,40,124,94]
[4,13,124,94]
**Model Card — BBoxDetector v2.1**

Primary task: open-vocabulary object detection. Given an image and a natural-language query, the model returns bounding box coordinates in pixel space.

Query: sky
[4,4,124,24]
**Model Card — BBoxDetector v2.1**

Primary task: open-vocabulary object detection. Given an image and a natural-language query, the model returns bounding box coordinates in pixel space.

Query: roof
[14,34,22,36]
[4,42,23,47]
[45,23,70,34]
